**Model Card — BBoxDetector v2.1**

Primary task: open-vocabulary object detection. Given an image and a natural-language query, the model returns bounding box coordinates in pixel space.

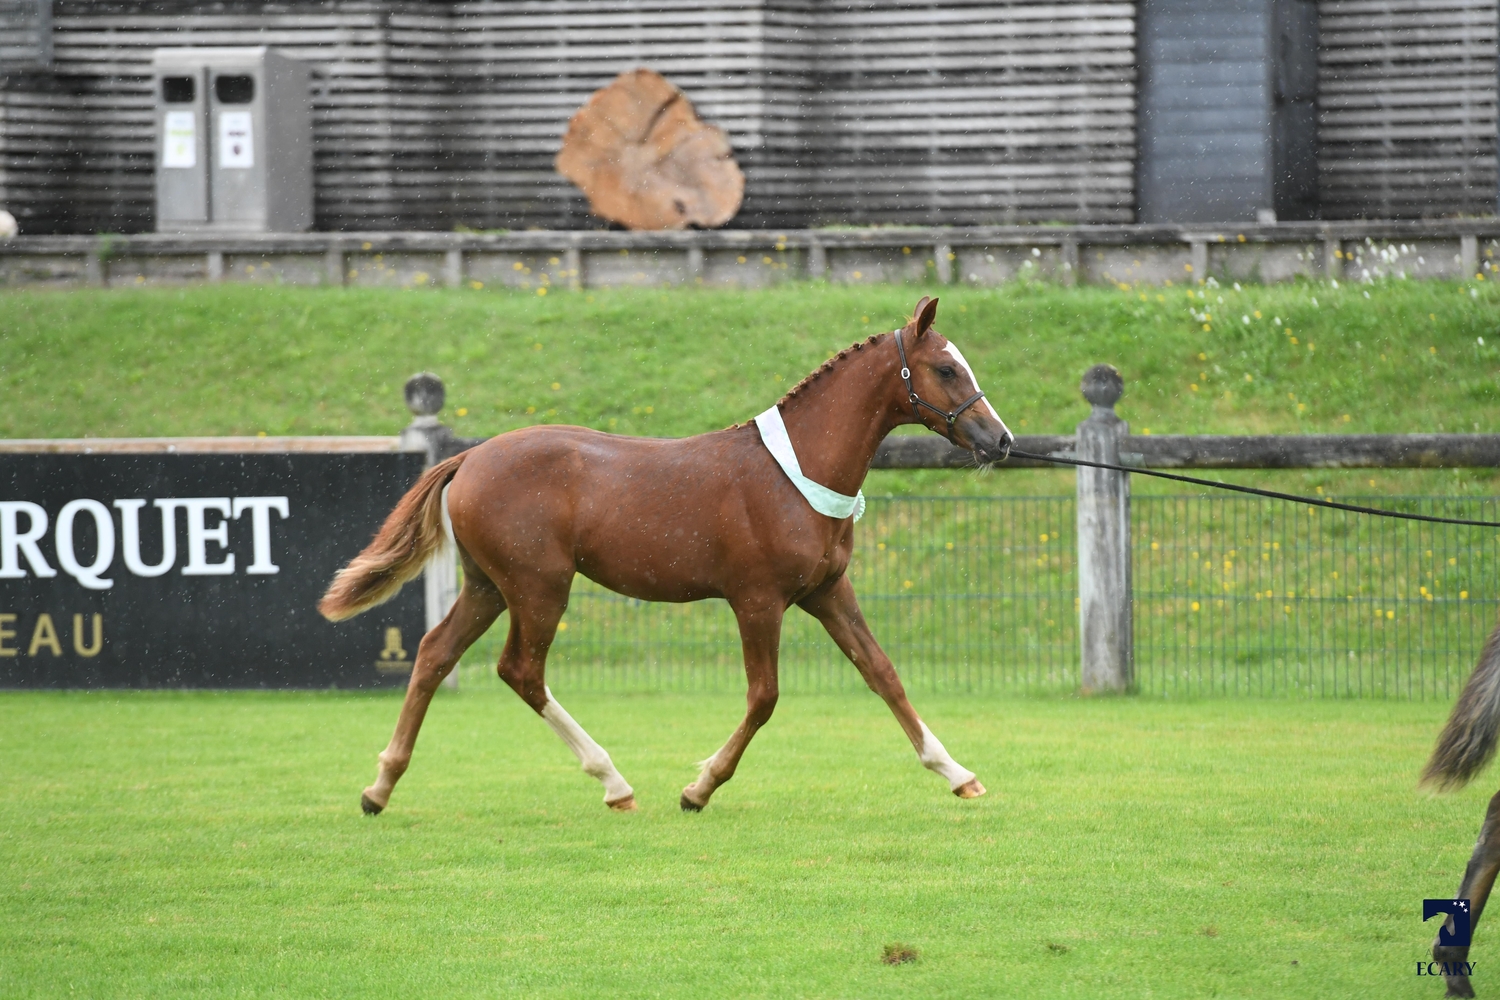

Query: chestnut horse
[320,296,1013,814]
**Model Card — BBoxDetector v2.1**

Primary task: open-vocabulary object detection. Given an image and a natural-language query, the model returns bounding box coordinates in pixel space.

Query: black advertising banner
[0,453,428,688]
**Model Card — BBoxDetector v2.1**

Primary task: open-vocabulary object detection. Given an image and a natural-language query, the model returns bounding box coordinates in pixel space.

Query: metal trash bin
[153,47,313,233]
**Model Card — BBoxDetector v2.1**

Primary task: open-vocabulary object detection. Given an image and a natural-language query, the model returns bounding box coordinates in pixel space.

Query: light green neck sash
[754,405,866,522]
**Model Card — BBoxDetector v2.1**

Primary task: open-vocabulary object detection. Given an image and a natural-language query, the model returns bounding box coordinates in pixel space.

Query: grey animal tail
[1423,618,1500,790]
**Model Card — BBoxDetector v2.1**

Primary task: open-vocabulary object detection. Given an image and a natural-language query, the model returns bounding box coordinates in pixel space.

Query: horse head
[898,296,1013,464]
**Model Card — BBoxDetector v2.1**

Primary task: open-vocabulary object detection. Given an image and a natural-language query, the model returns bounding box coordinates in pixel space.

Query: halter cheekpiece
[894,327,987,441]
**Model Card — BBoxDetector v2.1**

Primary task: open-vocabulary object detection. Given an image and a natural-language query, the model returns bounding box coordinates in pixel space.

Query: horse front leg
[1436,789,1500,998]
[681,597,783,811]
[362,568,505,815]
[799,575,984,798]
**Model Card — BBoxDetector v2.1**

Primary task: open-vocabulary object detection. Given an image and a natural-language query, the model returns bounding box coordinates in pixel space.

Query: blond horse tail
[317,452,466,622]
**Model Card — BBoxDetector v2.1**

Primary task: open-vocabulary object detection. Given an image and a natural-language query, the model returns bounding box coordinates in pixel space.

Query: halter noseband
[894,327,987,441]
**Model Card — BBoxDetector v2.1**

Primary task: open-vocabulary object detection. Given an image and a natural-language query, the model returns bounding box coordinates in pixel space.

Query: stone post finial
[399,372,455,463]
[405,372,445,418]
[1080,363,1123,408]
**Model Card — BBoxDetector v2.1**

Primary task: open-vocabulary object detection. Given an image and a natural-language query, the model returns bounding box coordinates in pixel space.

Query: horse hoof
[679,793,704,813]
[607,794,638,812]
[1446,978,1476,999]
[360,793,384,816]
[953,778,987,799]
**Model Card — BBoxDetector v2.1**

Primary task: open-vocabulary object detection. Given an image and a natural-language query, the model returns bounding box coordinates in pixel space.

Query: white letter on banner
[0,501,56,578]
[115,499,185,577]
[56,499,115,590]
[180,498,235,576]
[232,497,288,574]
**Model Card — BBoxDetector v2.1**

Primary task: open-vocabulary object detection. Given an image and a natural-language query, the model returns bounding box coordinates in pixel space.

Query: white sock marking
[917,721,976,790]
[541,687,633,803]
[943,341,1009,429]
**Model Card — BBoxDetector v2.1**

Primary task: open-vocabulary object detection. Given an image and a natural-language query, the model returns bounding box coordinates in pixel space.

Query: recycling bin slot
[162,76,196,104]
[215,75,254,104]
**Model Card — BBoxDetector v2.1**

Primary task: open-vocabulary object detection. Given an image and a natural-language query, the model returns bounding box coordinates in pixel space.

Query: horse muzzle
[967,426,1013,466]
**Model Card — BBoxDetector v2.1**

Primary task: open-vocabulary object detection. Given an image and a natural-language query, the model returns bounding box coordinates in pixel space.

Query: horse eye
[938,366,957,379]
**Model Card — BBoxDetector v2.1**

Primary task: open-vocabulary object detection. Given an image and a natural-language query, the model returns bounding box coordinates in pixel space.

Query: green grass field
[0,689,1485,999]
[3,280,1499,995]
[3,278,1497,496]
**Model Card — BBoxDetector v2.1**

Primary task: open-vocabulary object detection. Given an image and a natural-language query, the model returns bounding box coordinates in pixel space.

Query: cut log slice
[555,68,744,231]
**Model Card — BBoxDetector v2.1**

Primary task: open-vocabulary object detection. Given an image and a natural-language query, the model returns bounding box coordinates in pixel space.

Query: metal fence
[455,494,1500,699]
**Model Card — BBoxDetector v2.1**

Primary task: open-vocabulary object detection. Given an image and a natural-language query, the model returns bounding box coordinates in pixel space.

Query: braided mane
[725,324,911,430]
[775,331,888,408]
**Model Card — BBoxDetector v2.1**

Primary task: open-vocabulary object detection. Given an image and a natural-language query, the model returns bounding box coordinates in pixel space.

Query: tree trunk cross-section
[555,68,744,231]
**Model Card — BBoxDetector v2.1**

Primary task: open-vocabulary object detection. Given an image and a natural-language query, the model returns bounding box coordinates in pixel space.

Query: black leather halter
[894,328,987,442]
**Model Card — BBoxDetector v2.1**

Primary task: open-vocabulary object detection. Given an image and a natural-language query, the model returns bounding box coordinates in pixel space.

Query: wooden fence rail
[6,370,1497,695]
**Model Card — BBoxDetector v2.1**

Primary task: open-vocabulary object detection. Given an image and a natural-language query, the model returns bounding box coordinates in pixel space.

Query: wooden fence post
[400,372,461,689]
[1076,364,1133,693]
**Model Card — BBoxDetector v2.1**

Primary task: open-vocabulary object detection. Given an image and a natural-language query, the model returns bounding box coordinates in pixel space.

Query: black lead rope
[1004,448,1500,529]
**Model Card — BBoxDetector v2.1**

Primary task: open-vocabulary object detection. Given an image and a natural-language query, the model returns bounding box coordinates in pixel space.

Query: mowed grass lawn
[3,280,1499,996]
[0,688,1487,999]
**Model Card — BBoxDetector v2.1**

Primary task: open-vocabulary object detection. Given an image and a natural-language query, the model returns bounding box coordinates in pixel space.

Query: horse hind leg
[1436,789,1500,998]
[362,563,505,815]
[539,686,636,811]
[496,585,636,811]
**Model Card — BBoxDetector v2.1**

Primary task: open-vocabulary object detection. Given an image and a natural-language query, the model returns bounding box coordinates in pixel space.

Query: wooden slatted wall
[802,1,1138,225]
[8,1,444,233]
[3,0,1496,233]
[1319,0,1498,219]
[0,0,1141,232]
[433,0,785,229]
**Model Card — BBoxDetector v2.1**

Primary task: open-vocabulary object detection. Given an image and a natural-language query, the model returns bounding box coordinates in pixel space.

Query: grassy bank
[3,279,1497,495]
[0,689,1481,999]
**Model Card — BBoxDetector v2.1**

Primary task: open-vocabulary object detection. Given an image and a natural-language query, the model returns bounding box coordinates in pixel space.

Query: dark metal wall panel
[0,0,51,70]
[1271,0,1320,219]
[1137,0,1277,223]
[1318,0,1498,219]
[1138,0,1319,223]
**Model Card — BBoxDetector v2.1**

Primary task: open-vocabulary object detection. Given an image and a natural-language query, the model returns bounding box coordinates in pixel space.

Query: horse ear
[913,296,939,338]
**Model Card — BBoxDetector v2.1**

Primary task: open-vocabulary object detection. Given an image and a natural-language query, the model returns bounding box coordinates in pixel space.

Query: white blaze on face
[942,340,1009,432]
